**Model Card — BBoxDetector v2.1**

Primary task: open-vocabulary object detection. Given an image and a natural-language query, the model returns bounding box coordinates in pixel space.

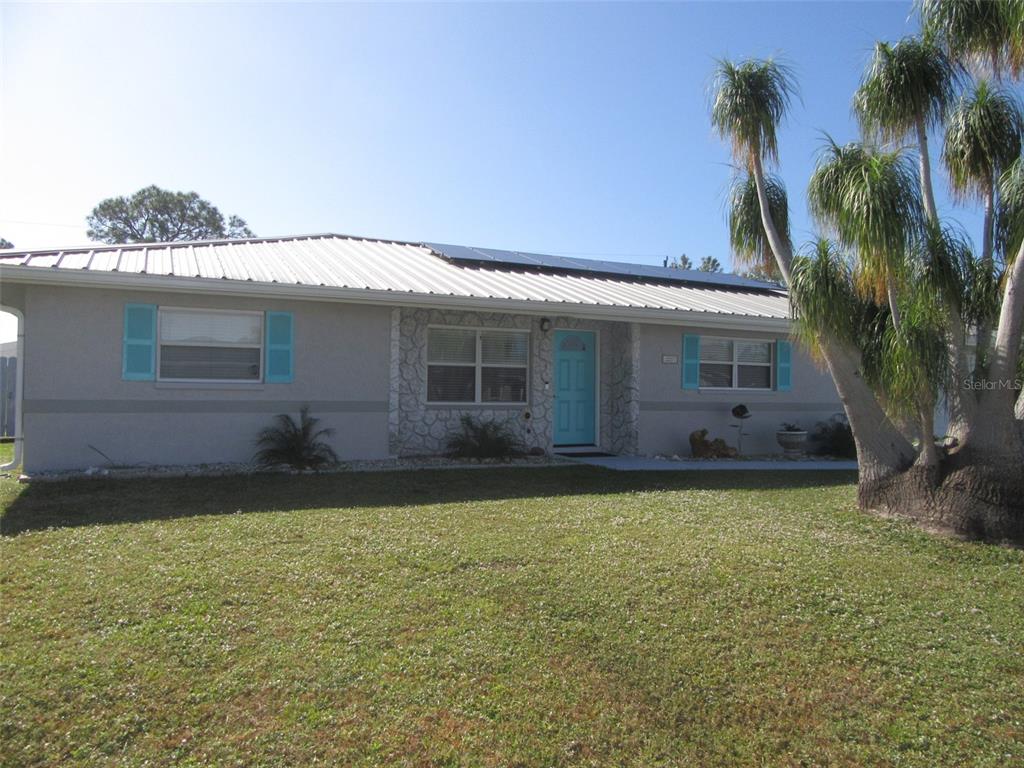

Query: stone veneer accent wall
[388,307,640,457]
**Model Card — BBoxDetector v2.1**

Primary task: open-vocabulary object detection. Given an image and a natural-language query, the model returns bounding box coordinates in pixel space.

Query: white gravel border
[14,454,577,483]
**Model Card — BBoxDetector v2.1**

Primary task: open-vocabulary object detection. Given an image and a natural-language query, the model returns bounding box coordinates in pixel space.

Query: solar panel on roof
[423,243,780,291]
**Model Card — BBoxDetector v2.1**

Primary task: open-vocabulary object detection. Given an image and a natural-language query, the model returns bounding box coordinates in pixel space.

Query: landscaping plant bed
[15,453,574,483]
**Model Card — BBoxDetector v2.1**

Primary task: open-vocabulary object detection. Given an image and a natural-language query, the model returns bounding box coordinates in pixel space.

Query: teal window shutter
[681,334,700,390]
[122,303,156,380]
[776,339,792,391]
[265,312,294,383]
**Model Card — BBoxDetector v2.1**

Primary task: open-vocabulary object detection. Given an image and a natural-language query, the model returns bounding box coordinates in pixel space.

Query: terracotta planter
[776,430,808,458]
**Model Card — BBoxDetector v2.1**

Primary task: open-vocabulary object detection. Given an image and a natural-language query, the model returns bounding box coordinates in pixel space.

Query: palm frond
[913,220,974,313]
[1011,1,1024,77]
[727,171,791,277]
[789,239,863,348]
[943,80,1024,202]
[790,239,945,417]
[253,406,339,470]
[919,0,1017,77]
[873,312,946,415]
[854,36,960,143]
[961,257,1003,329]
[807,139,923,301]
[879,251,955,410]
[709,58,798,168]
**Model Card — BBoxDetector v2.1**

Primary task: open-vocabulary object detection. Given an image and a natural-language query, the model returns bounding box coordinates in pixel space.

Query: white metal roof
[0,233,791,325]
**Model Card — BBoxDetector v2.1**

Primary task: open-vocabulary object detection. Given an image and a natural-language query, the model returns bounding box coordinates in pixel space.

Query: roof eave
[0,265,793,332]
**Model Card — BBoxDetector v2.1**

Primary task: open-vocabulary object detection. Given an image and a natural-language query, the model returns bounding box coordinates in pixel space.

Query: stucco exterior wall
[390,308,640,456]
[636,324,843,457]
[14,285,392,471]
[6,280,845,471]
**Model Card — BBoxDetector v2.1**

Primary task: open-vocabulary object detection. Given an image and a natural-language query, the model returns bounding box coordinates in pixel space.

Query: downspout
[0,308,24,472]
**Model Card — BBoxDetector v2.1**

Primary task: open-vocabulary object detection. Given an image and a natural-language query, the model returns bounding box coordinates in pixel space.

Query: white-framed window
[426,327,529,404]
[157,307,263,382]
[699,337,773,390]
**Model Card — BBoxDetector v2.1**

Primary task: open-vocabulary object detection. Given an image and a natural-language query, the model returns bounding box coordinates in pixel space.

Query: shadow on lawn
[0,466,857,536]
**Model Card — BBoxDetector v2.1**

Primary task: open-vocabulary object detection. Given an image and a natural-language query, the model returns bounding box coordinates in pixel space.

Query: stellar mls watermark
[962,377,1024,391]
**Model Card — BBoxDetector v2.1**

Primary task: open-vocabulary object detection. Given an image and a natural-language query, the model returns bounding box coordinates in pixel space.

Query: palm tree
[711,4,1024,538]
[919,0,1020,78]
[943,81,1024,267]
[806,142,942,464]
[712,58,915,485]
[253,407,339,469]
[853,36,959,221]
[710,59,798,283]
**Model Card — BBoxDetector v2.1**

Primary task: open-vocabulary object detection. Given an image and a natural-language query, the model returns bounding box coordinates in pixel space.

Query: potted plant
[776,422,808,458]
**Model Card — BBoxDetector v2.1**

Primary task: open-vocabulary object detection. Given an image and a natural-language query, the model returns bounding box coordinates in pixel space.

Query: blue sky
[0,1,988,270]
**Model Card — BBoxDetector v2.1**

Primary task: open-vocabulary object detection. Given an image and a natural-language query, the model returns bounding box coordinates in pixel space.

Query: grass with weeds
[1,467,1022,766]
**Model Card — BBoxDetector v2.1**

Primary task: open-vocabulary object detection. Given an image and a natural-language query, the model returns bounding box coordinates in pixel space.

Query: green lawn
[1,467,1022,767]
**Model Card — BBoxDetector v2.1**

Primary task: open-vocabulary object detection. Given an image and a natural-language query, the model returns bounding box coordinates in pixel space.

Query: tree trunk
[750,154,794,285]
[903,232,1024,540]
[981,183,996,266]
[818,341,916,498]
[915,115,973,446]
[974,185,997,378]
[914,404,939,467]
[916,117,939,224]
[886,275,903,333]
[879,185,1024,542]
[945,321,977,445]
[865,445,1024,542]
[983,237,1024,411]
[937,415,1024,540]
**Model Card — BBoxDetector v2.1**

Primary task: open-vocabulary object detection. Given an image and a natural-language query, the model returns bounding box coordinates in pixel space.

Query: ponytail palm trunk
[917,118,941,222]
[981,160,1024,434]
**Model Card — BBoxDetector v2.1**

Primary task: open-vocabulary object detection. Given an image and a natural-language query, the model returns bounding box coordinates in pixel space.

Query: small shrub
[254,406,339,470]
[445,416,521,460]
[779,421,804,432]
[810,413,856,459]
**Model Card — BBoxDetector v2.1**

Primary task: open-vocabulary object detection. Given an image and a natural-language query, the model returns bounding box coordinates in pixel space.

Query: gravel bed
[15,454,576,483]
[650,453,853,463]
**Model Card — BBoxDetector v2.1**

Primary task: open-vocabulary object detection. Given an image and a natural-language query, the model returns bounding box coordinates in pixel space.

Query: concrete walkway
[566,455,858,471]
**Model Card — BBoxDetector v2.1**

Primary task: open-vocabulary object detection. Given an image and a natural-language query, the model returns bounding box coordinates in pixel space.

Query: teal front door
[554,330,596,446]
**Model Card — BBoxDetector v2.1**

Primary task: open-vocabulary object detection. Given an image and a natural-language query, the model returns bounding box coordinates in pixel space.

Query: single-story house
[0,233,842,472]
